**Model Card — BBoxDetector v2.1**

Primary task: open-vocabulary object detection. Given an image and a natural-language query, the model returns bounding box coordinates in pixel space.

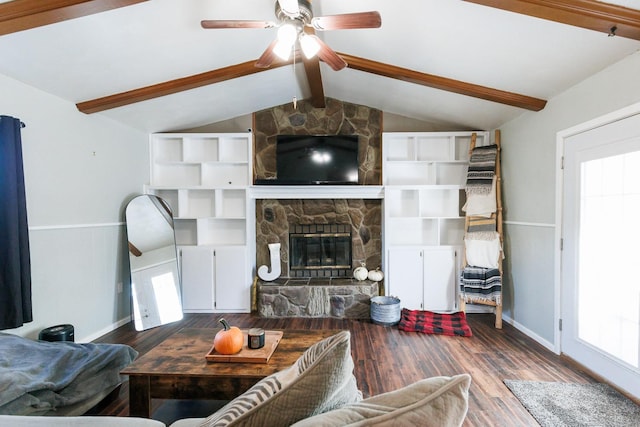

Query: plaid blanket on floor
[398,309,472,337]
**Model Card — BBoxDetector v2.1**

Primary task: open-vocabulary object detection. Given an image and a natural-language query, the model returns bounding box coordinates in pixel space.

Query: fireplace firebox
[289,224,351,278]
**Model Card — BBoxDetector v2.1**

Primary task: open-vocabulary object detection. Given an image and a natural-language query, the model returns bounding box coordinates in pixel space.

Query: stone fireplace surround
[255,198,382,279]
[252,98,383,318]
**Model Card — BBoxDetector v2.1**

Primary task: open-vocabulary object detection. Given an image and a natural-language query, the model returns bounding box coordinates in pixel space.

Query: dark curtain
[0,115,32,329]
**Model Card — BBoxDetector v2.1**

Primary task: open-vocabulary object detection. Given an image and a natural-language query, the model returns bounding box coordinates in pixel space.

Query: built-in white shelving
[147,133,253,313]
[148,133,251,247]
[383,131,490,311]
[146,130,492,314]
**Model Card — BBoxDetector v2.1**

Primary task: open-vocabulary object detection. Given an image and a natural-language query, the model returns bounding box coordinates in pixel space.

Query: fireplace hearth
[256,278,378,318]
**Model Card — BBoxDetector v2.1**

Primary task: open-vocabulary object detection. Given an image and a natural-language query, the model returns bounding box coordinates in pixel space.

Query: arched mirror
[125,195,183,331]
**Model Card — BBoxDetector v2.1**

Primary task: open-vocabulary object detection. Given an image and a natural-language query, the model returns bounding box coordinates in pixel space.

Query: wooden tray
[205,330,283,363]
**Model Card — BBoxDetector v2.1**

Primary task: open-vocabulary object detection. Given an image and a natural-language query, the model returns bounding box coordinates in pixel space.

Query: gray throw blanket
[0,333,137,415]
[466,144,497,195]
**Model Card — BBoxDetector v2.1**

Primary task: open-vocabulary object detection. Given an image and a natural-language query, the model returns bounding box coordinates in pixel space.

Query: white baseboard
[502,314,556,353]
[80,316,132,343]
[464,306,556,352]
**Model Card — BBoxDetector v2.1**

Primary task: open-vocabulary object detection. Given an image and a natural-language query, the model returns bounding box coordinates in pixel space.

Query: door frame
[555,101,640,355]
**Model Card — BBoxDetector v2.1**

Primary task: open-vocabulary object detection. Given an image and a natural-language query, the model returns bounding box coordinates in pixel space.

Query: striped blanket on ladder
[459,266,502,305]
[466,144,497,195]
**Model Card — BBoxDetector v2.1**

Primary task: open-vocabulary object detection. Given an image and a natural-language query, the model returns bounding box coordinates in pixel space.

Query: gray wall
[0,73,148,342]
[500,50,640,346]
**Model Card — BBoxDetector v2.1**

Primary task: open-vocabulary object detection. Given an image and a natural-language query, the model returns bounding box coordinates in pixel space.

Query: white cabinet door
[387,246,458,312]
[180,246,250,312]
[387,247,423,310]
[180,247,215,311]
[423,247,457,311]
[214,246,249,311]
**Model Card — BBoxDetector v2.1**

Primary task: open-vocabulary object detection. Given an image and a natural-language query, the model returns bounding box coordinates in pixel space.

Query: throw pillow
[290,374,472,427]
[198,330,362,427]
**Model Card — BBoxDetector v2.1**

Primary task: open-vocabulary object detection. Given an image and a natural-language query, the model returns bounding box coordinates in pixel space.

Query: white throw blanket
[463,176,497,217]
[464,231,503,269]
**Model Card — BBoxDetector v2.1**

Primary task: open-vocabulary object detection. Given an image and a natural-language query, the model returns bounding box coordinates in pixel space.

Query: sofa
[0,331,471,427]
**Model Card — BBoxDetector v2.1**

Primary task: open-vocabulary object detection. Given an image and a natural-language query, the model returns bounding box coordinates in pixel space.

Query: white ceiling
[0,0,638,132]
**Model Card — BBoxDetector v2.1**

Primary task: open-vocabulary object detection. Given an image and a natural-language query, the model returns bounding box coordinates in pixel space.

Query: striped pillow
[198,331,361,427]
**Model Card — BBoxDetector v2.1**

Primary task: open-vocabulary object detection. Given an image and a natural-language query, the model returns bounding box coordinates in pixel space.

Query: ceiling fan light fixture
[273,39,293,60]
[300,33,320,59]
[277,23,297,44]
[277,0,300,17]
[201,0,380,71]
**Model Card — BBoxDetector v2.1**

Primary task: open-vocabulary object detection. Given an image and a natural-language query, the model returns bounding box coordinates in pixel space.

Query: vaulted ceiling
[1,0,639,132]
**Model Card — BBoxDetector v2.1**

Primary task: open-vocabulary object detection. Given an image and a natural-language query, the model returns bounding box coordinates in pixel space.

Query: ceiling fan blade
[310,35,347,71]
[311,11,381,31]
[201,20,275,29]
[255,40,279,68]
[277,0,300,17]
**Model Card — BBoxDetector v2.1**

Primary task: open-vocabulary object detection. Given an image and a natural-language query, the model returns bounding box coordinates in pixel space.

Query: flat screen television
[269,135,359,185]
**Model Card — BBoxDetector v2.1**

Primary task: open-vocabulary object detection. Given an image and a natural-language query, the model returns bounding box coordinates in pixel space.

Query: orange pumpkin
[213,318,244,355]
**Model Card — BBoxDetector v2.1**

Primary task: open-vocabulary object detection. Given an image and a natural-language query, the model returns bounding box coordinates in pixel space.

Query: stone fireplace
[254,198,382,318]
[255,199,381,278]
[252,98,383,318]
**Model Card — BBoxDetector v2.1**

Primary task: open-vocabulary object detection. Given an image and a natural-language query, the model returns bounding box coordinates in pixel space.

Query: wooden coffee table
[121,328,338,418]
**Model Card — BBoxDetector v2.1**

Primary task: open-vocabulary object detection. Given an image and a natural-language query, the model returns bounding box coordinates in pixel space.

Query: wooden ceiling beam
[302,54,326,108]
[301,27,326,108]
[464,0,640,41]
[338,53,547,111]
[0,0,149,36]
[76,59,292,114]
[79,52,546,114]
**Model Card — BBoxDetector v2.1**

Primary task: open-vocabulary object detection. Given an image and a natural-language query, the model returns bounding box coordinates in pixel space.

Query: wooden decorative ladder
[459,130,504,329]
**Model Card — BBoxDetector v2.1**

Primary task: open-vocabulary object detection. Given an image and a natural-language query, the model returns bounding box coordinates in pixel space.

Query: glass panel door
[562,112,640,399]
[579,153,640,367]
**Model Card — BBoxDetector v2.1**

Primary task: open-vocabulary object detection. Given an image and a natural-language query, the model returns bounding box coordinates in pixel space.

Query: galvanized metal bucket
[370,296,401,326]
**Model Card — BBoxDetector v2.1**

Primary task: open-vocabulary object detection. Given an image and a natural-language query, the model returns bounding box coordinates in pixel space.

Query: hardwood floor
[92,313,597,426]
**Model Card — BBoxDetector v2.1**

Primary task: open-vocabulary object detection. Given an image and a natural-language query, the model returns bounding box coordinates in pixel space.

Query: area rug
[504,380,640,427]
[397,308,472,337]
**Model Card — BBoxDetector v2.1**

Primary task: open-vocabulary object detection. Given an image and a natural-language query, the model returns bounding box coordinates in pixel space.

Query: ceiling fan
[201,0,381,71]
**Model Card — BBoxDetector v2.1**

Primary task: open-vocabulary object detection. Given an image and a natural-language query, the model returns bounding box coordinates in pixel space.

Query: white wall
[500,50,640,346]
[0,73,148,342]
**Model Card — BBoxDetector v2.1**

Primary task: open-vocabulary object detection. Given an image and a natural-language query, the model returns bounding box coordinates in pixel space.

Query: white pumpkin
[368,267,384,282]
[353,263,368,281]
